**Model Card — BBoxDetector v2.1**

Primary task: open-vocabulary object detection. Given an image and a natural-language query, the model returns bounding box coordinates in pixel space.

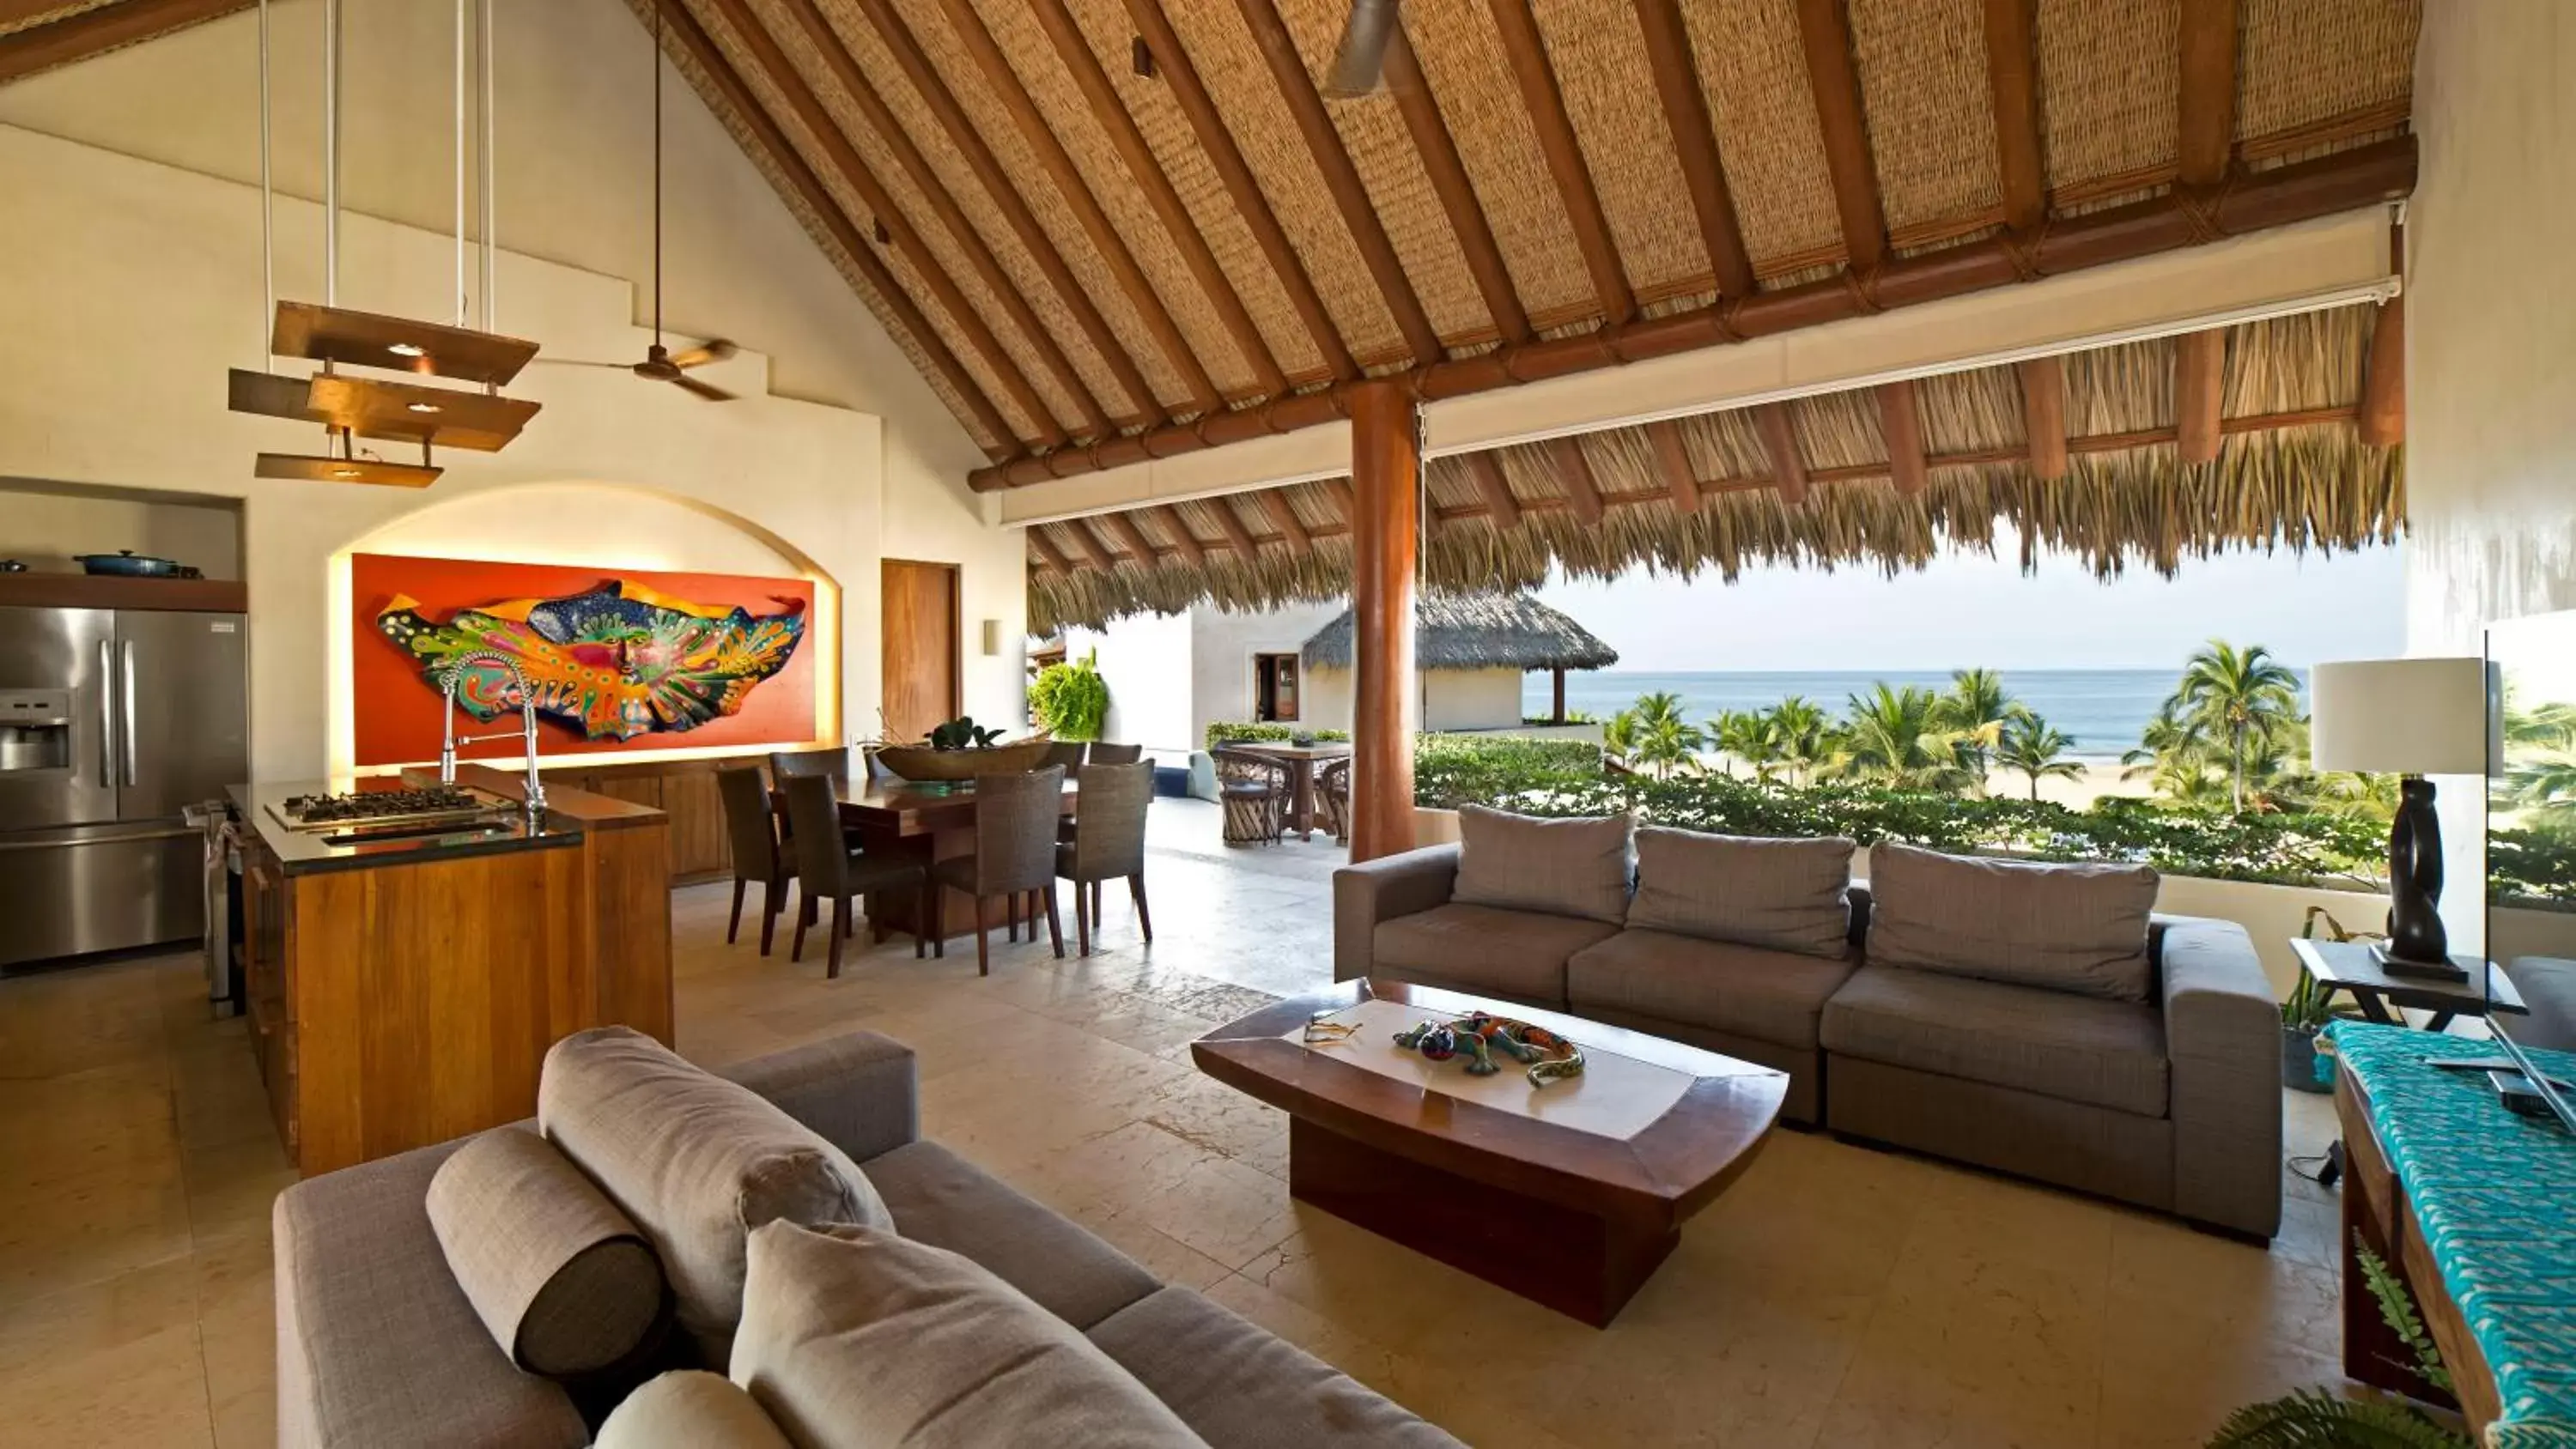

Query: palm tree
[1623,691,1705,780]
[1765,696,1836,786]
[1997,712,2086,801]
[1933,668,2018,792]
[1824,684,1975,792]
[1601,708,1641,773]
[2165,640,2304,811]
[1710,710,1779,779]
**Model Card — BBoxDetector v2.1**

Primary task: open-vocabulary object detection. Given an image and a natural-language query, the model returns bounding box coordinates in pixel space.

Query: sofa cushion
[1866,841,2158,1003]
[1821,965,2170,1117]
[424,1123,667,1379]
[1627,828,1855,958]
[861,1139,1158,1331]
[538,1027,893,1366]
[1452,804,1631,925]
[731,1222,1208,1449]
[596,1371,791,1449]
[1373,903,1620,1008]
[1567,928,1856,1052]
[273,1137,588,1449]
[1089,1286,1464,1448]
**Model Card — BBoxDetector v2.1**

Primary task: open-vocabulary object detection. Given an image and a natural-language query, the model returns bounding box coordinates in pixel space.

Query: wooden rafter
[1876,382,1927,495]
[1981,0,2045,234]
[933,0,1222,416]
[1465,452,1522,532]
[0,0,249,86]
[1206,496,1262,558]
[1755,403,1810,504]
[2017,356,2069,481]
[657,0,1015,456]
[1068,517,1122,569]
[1632,1,1754,299]
[840,0,1172,432]
[2176,329,2227,465]
[1123,0,1358,379]
[1545,436,1607,524]
[2177,0,2239,189]
[775,0,1115,440]
[2359,298,2404,447]
[1486,0,1634,324]
[1237,0,1440,367]
[1150,505,1208,567]
[1321,476,1359,528]
[1031,0,1286,397]
[1647,419,1704,512]
[700,0,1066,449]
[1794,0,1887,276]
[1257,489,1314,555]
[1026,524,1078,574]
[1104,511,1164,568]
[1384,27,1528,343]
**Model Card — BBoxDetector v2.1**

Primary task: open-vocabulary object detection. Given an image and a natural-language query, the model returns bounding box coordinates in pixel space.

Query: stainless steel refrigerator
[0,606,248,969]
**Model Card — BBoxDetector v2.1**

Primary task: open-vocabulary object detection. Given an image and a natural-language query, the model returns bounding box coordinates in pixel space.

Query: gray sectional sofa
[275,1030,1458,1448]
[1334,807,2282,1240]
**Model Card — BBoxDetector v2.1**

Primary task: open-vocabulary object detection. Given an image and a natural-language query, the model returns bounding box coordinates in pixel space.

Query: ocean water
[1523,669,2308,760]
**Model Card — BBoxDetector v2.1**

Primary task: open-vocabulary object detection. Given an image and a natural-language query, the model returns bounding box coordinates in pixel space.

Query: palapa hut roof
[1026,302,2403,634]
[1301,593,1619,674]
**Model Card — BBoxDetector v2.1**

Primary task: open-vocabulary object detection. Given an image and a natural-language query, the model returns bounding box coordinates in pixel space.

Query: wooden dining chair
[1056,758,1154,956]
[715,767,797,955]
[781,773,929,978]
[769,746,852,783]
[1087,742,1144,765]
[1213,747,1291,846]
[928,766,1066,975]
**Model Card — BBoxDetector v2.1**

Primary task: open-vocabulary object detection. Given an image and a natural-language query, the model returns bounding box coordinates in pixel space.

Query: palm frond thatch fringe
[1299,593,1620,672]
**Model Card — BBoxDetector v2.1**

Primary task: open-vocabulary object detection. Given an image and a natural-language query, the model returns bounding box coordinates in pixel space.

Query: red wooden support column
[1349,379,1420,863]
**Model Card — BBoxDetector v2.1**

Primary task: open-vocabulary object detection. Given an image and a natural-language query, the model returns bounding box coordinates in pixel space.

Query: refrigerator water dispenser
[0,688,71,774]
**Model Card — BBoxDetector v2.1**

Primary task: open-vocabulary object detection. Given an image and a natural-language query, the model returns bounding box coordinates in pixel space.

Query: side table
[2289,937,2528,1034]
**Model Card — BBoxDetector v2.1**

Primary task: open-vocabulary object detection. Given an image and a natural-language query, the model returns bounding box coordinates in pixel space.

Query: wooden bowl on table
[871,737,1056,783]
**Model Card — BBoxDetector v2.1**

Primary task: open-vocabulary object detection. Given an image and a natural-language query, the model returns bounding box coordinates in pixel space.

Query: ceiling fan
[543,0,737,401]
[1321,0,1401,99]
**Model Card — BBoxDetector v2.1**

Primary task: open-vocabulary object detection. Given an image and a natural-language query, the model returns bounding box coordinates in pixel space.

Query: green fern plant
[2356,1236,2453,1395]
[1029,650,1109,743]
[2205,1240,2468,1448]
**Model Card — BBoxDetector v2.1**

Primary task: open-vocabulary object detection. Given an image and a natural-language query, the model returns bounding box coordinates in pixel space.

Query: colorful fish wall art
[377,579,808,742]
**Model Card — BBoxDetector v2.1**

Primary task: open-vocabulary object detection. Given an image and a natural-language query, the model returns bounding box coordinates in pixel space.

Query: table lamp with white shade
[2308,657,2489,978]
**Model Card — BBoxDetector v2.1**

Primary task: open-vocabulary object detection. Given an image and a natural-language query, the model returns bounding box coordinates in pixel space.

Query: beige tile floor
[0,802,2354,1448]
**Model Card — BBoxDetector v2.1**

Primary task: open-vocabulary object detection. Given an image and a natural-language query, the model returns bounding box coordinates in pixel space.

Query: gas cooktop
[270,785,512,833]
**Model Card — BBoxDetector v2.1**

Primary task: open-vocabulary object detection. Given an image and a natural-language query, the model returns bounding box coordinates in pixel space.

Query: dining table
[1230,740,1352,840]
[772,773,1078,941]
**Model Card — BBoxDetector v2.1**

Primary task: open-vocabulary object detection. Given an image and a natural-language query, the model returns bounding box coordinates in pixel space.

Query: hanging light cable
[477,0,495,339]
[257,0,272,361]
[322,0,339,310]
[455,0,467,325]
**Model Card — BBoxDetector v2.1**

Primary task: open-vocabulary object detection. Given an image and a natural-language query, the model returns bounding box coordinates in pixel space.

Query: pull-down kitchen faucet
[437,658,547,812]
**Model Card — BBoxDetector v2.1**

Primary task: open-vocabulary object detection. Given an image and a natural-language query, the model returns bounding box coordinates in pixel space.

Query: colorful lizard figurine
[1394,1012,1586,1088]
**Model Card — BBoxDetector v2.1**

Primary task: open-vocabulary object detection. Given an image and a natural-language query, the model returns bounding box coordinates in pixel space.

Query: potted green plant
[1029,650,1109,743]
[2283,905,2370,1094]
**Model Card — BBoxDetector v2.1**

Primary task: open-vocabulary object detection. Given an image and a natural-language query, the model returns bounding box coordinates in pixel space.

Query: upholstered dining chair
[1317,755,1352,846]
[781,773,929,979]
[1086,742,1144,766]
[1042,740,1087,775]
[769,746,852,783]
[1055,758,1154,956]
[1213,747,1291,846]
[715,767,797,955]
[928,766,1066,975]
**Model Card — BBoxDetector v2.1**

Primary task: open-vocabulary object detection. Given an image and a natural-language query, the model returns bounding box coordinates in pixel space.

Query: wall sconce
[980,619,1001,657]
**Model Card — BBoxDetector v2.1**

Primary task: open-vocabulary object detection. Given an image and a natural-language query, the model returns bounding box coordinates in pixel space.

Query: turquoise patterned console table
[2334,1022,2576,1446]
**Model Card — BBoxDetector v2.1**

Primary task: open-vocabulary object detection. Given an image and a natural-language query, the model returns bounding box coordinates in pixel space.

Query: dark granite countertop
[227,779,586,876]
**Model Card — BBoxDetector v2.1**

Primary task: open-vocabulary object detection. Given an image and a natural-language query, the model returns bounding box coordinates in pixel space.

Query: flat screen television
[2482,610,2576,1130]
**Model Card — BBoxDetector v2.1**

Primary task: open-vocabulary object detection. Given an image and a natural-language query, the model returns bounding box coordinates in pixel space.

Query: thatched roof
[1300,593,1619,673]
[1026,302,2403,634]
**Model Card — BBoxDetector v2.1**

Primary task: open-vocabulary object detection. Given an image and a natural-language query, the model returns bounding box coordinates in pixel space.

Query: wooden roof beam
[1068,517,1125,569]
[1982,0,2045,235]
[1257,489,1314,556]
[776,0,1117,440]
[934,0,1222,416]
[1149,505,1208,567]
[655,1,1016,457]
[1632,1,1755,300]
[2018,356,2069,481]
[2178,0,2239,190]
[700,0,1066,450]
[1026,525,1078,574]
[1487,0,1634,324]
[1466,452,1522,532]
[1648,419,1704,512]
[1321,477,1359,529]
[1032,0,1287,397]
[1383,28,1529,343]
[1103,512,1166,570]
[0,0,249,86]
[1876,381,1927,496]
[1206,496,1262,558]
[1545,436,1607,524]
[1795,0,1888,276]
[1755,403,1810,505]
[2176,328,2227,465]
[1238,0,1441,367]
[2359,297,2404,447]
[1123,0,1358,379]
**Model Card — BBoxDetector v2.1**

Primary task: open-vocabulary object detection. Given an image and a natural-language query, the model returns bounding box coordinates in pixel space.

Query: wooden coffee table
[1192,979,1786,1325]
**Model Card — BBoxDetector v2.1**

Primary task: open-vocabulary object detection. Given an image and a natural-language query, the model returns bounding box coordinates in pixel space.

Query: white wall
[2401,3,2576,952]
[0,0,1026,779]
[1191,601,1345,739]
[1066,612,1194,754]
[1424,668,1527,732]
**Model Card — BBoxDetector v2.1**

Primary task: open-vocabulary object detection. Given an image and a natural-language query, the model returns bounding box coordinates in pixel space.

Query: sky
[1533,541,2405,673]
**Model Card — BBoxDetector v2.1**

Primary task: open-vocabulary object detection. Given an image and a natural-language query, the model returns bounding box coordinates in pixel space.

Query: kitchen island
[231,767,672,1175]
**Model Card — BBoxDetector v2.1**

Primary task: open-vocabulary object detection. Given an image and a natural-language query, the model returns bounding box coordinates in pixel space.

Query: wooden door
[881,560,960,745]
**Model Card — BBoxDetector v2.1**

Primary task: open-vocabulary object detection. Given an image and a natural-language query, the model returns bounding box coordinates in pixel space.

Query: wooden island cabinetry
[234,767,673,1176]
[549,755,750,883]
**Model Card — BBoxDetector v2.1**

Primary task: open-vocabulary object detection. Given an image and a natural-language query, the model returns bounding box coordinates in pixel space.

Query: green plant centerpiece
[874,715,1054,785]
[927,716,1007,750]
[1029,650,1109,743]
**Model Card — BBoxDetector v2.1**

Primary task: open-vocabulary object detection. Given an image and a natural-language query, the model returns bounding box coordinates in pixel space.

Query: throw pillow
[423,1124,667,1379]
[1451,803,1632,924]
[1626,827,1855,958]
[538,1026,893,1367]
[731,1222,1209,1449]
[595,1372,791,1449]
[1864,841,2158,1003]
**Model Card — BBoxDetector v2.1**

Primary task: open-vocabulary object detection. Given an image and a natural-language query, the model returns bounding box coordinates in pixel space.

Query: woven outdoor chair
[1213,747,1291,846]
[927,766,1067,975]
[1055,758,1155,956]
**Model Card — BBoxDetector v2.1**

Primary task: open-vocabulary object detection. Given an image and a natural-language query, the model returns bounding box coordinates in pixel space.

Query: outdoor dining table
[771,773,1078,939]
[1230,740,1352,840]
